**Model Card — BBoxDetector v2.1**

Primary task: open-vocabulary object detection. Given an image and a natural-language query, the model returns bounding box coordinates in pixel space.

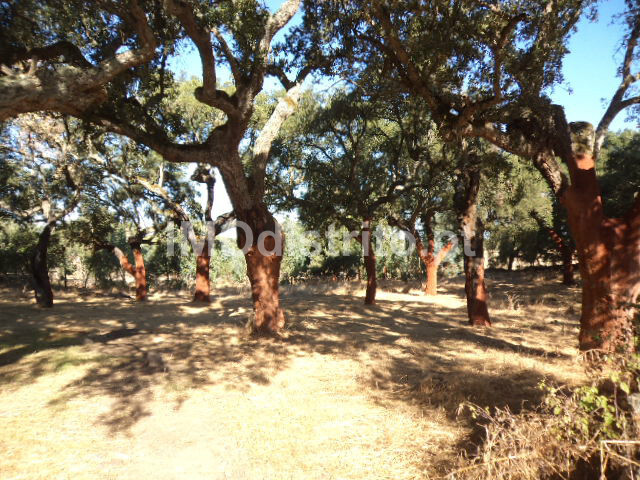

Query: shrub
[448,348,640,480]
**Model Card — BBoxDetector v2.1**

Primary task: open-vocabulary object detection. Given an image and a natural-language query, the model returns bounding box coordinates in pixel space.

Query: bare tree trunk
[62,246,68,290]
[557,128,639,350]
[417,218,455,296]
[30,224,54,308]
[424,242,455,296]
[192,167,216,303]
[561,248,575,286]
[238,206,286,335]
[193,238,211,302]
[129,242,147,301]
[455,161,491,327]
[110,245,146,301]
[361,220,377,305]
[462,217,491,326]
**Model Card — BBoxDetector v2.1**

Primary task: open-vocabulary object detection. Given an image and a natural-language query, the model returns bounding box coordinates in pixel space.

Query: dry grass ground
[0,270,587,480]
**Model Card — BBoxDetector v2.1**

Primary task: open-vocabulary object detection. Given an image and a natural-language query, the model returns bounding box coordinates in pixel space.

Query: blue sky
[175,0,638,219]
[552,0,635,130]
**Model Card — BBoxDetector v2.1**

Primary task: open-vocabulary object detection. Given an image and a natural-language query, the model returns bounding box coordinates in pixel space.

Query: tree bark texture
[193,238,211,303]
[558,123,640,350]
[416,219,454,296]
[192,168,216,303]
[111,244,147,301]
[462,217,491,326]
[129,242,147,301]
[237,205,286,335]
[455,163,491,327]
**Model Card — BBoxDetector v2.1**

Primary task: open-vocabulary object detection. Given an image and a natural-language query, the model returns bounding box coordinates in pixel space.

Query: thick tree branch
[6,41,93,69]
[370,1,443,114]
[250,80,305,199]
[456,14,525,127]
[0,0,157,121]
[88,111,213,164]
[165,0,240,117]
[263,0,301,45]
[134,176,191,223]
[244,0,301,108]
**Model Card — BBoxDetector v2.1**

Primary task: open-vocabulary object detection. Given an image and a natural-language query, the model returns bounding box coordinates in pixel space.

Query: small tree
[273,87,426,304]
[0,114,85,306]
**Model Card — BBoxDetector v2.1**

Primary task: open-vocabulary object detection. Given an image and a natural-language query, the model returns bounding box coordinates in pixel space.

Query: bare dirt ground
[0,271,586,480]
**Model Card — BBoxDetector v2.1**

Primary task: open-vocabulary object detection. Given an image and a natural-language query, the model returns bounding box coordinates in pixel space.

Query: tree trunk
[455,162,491,327]
[192,167,215,303]
[416,220,455,296]
[30,224,54,308]
[237,205,286,335]
[361,220,377,305]
[561,247,575,286]
[462,218,491,326]
[129,242,147,301]
[558,126,639,350]
[111,245,146,301]
[424,241,455,296]
[193,238,211,302]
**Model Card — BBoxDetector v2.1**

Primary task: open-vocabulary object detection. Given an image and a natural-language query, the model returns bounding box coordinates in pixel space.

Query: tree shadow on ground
[0,273,582,437]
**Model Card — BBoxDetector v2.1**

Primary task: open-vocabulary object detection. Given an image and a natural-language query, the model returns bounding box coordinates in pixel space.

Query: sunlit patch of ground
[0,270,585,479]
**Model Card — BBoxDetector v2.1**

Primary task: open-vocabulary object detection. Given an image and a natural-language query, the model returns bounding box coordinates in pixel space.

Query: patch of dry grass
[0,270,585,479]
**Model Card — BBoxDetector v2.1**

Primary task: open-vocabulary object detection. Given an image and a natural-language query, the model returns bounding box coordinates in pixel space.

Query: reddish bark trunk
[463,226,491,327]
[111,245,146,301]
[456,164,491,327]
[130,242,147,301]
[237,206,286,335]
[559,129,639,350]
[419,237,455,296]
[192,168,215,303]
[30,224,54,308]
[244,240,285,335]
[193,238,211,303]
[361,220,377,305]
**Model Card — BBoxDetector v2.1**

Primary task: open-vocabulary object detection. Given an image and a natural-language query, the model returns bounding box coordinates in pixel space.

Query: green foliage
[458,348,640,480]
[306,0,593,112]
[0,222,38,275]
[600,130,640,217]
[81,224,128,289]
[482,155,561,268]
[542,349,640,443]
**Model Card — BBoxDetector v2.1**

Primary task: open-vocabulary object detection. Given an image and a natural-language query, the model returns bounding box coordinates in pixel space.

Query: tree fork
[129,241,148,302]
[106,243,147,302]
[420,217,454,296]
